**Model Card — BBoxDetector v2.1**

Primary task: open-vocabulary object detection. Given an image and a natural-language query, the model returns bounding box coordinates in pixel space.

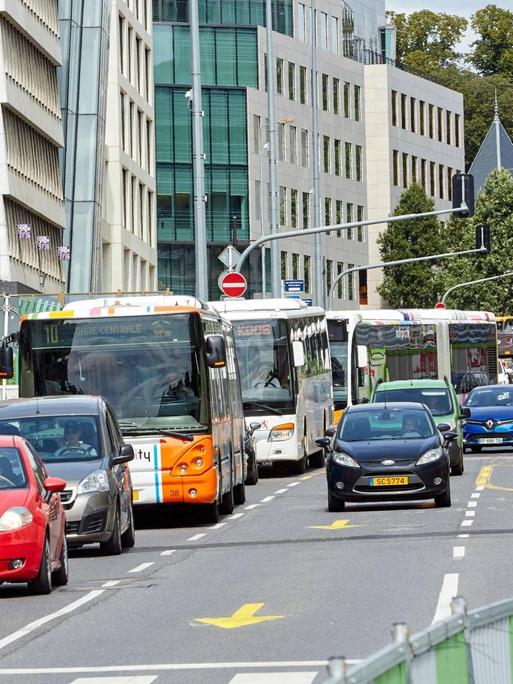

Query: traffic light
[452,173,475,218]
[475,225,491,253]
[0,343,13,379]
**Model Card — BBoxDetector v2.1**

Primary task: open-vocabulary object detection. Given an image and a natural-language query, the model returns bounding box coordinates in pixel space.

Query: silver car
[0,395,135,555]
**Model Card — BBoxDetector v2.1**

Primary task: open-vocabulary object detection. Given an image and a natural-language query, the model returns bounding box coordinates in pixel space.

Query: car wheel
[121,503,136,549]
[309,449,326,469]
[28,537,52,595]
[328,490,346,512]
[52,536,69,587]
[435,479,452,508]
[451,451,464,476]
[100,505,122,555]
[234,475,246,505]
[470,445,482,453]
[245,456,258,486]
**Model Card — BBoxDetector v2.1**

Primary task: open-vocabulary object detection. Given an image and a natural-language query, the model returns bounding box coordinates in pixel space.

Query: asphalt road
[1,449,513,684]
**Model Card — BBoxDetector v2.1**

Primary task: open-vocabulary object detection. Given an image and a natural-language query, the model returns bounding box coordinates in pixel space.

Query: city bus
[16,295,246,522]
[496,316,513,359]
[210,299,333,474]
[328,309,498,418]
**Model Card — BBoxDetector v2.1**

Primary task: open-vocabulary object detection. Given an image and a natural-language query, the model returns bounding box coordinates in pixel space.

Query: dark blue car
[318,402,454,511]
[463,385,513,452]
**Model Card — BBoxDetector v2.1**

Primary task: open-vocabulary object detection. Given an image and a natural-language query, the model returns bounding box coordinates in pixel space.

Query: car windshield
[0,447,28,489]
[340,409,435,441]
[374,388,452,416]
[0,416,100,463]
[465,388,513,407]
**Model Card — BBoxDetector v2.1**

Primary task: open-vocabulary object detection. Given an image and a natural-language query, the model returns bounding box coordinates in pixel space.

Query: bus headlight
[269,423,295,441]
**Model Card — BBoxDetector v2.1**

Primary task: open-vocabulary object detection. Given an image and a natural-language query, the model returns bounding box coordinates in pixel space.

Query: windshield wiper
[243,400,283,416]
[120,425,196,441]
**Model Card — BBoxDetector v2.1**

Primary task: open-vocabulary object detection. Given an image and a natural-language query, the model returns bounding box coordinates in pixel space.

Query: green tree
[437,168,513,314]
[377,184,445,308]
[468,5,513,77]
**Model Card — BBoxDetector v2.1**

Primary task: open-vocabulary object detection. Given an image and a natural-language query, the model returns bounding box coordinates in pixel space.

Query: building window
[336,199,343,237]
[348,264,354,300]
[304,255,311,292]
[320,11,328,50]
[297,2,307,41]
[323,135,330,173]
[288,62,296,100]
[302,191,310,229]
[439,164,444,199]
[337,262,343,298]
[289,126,297,164]
[263,53,268,92]
[332,77,340,114]
[278,122,285,162]
[421,158,427,190]
[428,104,434,139]
[326,260,333,291]
[393,149,399,186]
[324,197,332,227]
[419,100,425,135]
[290,188,298,227]
[447,167,453,201]
[402,152,408,188]
[330,15,339,53]
[355,145,362,181]
[410,97,416,132]
[281,251,287,279]
[429,161,436,196]
[300,129,309,167]
[299,65,307,104]
[292,252,299,279]
[401,93,407,129]
[344,81,350,118]
[354,84,361,122]
[119,15,125,76]
[357,205,364,242]
[455,113,461,147]
[446,111,451,144]
[322,73,329,111]
[334,139,341,176]
[253,114,261,154]
[345,142,352,179]
[346,203,353,240]
[276,58,283,94]
[279,185,286,225]
[411,155,417,183]
[437,107,443,142]
[391,90,397,126]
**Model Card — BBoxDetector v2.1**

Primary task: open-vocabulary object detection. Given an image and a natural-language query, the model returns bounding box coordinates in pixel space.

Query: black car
[318,402,455,511]
[0,396,135,554]
[244,421,261,486]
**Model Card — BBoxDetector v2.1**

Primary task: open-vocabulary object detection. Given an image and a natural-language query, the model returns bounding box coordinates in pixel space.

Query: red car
[0,435,68,594]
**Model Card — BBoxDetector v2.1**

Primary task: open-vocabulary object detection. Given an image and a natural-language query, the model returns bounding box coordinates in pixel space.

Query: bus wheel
[292,456,306,475]
[234,477,246,505]
[220,480,235,515]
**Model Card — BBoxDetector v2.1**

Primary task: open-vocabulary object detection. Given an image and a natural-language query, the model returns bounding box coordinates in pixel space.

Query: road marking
[453,546,465,559]
[476,465,513,492]
[471,493,481,499]
[287,482,300,487]
[245,504,261,510]
[275,489,288,494]
[309,519,362,530]
[160,550,176,556]
[458,534,470,538]
[0,590,105,652]
[461,520,473,527]
[476,486,485,491]
[128,562,154,574]
[465,511,475,517]
[195,603,284,630]
[432,573,459,623]
[467,501,477,507]
[260,496,275,503]
[230,674,317,683]
[102,580,121,588]
[228,513,245,520]
[187,533,206,542]
[300,475,313,481]
[71,678,157,684]
[209,522,227,530]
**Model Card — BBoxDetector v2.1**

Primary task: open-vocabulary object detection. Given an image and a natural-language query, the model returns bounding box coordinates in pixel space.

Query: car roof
[347,401,429,412]
[469,384,507,391]
[0,435,21,448]
[374,379,448,390]
[0,395,103,419]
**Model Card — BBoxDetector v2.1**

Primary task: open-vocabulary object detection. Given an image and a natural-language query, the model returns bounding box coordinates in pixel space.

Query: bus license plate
[478,438,503,444]
[369,476,409,486]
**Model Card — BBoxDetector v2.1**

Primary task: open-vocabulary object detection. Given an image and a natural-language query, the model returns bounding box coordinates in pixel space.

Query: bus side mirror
[292,340,305,367]
[0,344,13,380]
[357,345,368,368]
[206,335,226,368]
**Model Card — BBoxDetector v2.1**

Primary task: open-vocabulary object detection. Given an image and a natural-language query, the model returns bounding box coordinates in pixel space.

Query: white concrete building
[0,0,65,293]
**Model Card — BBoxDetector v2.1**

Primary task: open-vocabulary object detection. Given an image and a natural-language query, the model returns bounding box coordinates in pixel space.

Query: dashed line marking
[128,562,154,574]
[244,504,261,510]
[467,501,477,508]
[160,550,176,556]
[300,475,313,481]
[453,546,465,559]
[287,482,300,488]
[458,534,470,538]
[465,510,475,517]
[275,489,288,494]
[471,493,481,499]
[432,573,459,623]
[476,486,485,492]
[461,519,473,527]
[228,513,245,520]
[260,496,275,503]
[187,533,206,542]
[209,522,227,530]
[102,580,121,588]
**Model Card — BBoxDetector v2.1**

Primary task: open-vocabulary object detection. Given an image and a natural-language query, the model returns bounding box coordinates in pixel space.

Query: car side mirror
[324,427,336,437]
[460,407,471,419]
[292,340,305,367]
[113,443,134,465]
[443,431,458,442]
[249,421,262,435]
[44,477,66,493]
[316,437,331,449]
[437,423,451,432]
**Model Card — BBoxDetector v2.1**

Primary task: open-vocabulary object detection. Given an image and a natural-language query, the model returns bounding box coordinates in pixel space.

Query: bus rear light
[188,488,197,498]
[269,423,295,441]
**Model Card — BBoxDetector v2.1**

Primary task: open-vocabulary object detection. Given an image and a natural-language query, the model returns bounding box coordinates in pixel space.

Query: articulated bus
[17,296,246,522]
[328,309,498,420]
[496,316,513,359]
[210,299,333,474]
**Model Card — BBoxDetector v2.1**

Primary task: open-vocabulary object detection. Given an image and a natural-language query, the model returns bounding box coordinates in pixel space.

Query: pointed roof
[469,95,513,193]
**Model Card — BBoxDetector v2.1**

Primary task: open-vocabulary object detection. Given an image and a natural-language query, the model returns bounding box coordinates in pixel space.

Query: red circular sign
[435,302,446,309]
[220,271,247,298]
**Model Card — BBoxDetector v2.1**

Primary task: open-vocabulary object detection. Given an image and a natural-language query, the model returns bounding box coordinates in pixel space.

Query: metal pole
[2,293,9,401]
[190,0,208,301]
[310,0,323,307]
[265,0,281,298]
[442,271,513,304]
[258,135,267,296]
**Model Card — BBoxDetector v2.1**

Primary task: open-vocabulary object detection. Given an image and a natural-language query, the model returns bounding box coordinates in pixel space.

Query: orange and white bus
[17,295,246,522]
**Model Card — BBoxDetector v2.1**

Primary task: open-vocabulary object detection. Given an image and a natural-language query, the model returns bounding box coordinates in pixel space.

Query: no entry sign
[220,271,247,298]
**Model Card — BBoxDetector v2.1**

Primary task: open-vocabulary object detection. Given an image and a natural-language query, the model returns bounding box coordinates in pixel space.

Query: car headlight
[0,507,33,532]
[269,423,294,441]
[77,470,110,494]
[332,451,360,468]
[417,447,443,465]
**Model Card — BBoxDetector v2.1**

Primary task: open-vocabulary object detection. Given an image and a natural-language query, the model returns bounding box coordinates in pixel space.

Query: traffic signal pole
[442,272,513,305]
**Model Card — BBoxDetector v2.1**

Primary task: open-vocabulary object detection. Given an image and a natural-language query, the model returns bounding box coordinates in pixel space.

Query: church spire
[494,89,502,169]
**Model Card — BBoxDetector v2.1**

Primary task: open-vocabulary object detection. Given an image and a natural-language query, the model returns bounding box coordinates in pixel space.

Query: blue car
[463,385,513,452]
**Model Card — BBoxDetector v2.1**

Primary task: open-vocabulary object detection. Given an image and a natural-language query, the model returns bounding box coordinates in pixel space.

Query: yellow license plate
[369,476,409,486]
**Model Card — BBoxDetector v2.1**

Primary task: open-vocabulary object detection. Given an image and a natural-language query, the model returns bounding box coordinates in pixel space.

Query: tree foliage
[468,5,513,77]
[436,169,513,315]
[377,184,445,308]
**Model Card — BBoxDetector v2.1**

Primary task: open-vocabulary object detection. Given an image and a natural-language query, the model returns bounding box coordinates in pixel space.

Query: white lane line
[461,519,473,527]
[0,590,105,652]
[229,674,317,683]
[465,510,475,517]
[432,573,459,623]
[128,562,154,574]
[467,501,477,508]
[160,550,176,556]
[244,504,261,510]
[471,493,481,499]
[209,522,227,530]
[453,546,466,559]
[102,580,121,588]
[476,486,485,491]
[228,513,245,520]
[260,496,275,503]
[287,482,300,488]
[458,534,470,538]
[274,488,288,494]
[187,533,206,542]
[71,678,157,684]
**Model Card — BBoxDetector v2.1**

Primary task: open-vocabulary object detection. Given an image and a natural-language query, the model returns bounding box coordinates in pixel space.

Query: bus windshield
[231,319,294,410]
[20,314,209,431]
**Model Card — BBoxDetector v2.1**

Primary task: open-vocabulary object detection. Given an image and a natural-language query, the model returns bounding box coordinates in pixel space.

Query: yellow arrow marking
[195,603,284,630]
[308,519,362,530]
[476,464,513,492]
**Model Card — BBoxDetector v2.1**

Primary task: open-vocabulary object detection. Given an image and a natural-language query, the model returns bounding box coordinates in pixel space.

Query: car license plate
[478,438,503,444]
[369,476,409,486]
